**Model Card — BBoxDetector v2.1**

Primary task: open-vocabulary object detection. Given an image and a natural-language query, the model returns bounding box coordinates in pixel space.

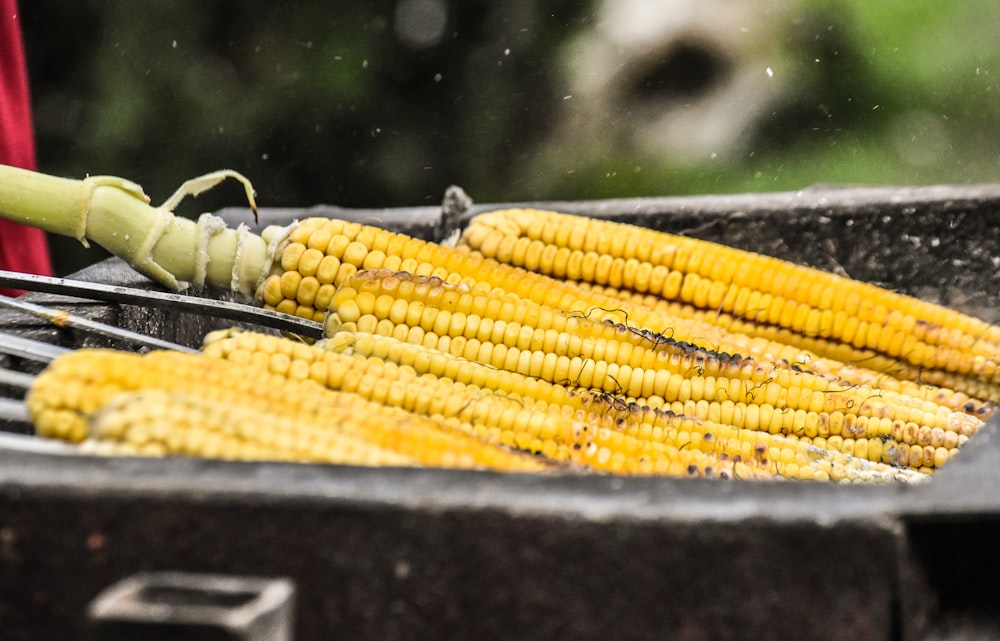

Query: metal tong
[0,269,324,341]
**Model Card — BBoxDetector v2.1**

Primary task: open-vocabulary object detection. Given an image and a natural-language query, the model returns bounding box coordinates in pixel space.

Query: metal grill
[2,184,1000,641]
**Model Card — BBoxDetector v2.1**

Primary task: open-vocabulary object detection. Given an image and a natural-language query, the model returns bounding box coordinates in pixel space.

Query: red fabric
[0,0,52,296]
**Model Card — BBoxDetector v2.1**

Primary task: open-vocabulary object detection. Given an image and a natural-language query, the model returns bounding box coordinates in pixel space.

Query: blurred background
[19,0,1000,274]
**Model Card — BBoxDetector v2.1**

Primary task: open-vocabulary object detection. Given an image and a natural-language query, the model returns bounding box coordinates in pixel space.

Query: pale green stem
[0,164,281,297]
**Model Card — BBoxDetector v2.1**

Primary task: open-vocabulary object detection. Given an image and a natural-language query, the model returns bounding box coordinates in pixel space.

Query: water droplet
[394,0,448,49]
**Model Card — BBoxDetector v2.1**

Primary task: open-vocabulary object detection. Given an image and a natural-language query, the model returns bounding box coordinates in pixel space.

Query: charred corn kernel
[585,402,924,480]
[27,347,549,473]
[648,397,960,469]
[585,282,1000,412]
[461,208,1000,388]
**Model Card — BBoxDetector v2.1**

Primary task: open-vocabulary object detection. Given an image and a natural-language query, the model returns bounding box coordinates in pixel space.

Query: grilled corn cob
[576,281,999,415]
[459,208,1000,395]
[26,348,550,472]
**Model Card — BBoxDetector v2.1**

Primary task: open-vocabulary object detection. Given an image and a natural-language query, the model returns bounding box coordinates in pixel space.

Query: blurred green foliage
[18,1,1000,273]
[23,1,588,207]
